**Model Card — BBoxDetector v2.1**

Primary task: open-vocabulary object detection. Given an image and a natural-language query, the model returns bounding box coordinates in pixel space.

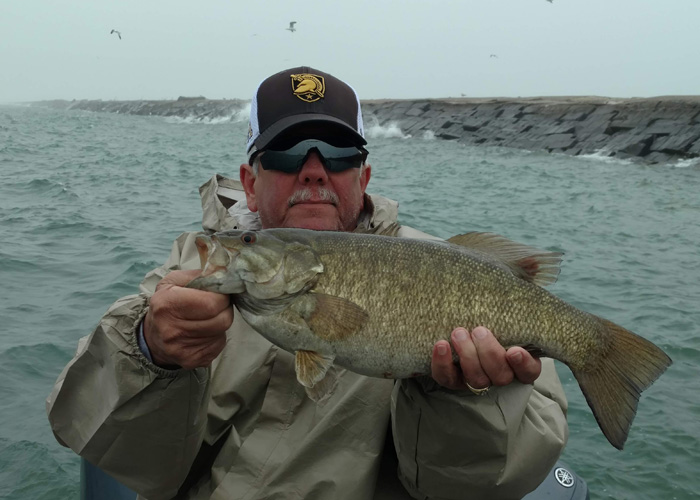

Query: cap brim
[251,114,366,153]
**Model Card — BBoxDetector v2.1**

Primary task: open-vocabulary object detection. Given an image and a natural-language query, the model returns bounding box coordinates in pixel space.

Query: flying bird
[110,29,122,40]
[286,21,297,32]
[490,54,498,58]
[547,0,553,3]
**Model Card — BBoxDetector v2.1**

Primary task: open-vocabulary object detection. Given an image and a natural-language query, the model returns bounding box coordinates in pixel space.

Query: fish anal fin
[448,232,563,286]
[304,368,341,403]
[304,293,369,341]
[571,318,671,450]
[519,344,548,358]
[295,350,338,401]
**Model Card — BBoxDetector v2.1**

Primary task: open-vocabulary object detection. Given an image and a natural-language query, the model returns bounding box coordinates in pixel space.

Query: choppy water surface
[1,105,698,499]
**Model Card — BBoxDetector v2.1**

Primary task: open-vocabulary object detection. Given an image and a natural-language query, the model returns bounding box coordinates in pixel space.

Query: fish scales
[298,231,603,376]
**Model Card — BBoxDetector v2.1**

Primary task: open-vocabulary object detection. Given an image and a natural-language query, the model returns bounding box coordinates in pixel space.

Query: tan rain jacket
[47,175,568,500]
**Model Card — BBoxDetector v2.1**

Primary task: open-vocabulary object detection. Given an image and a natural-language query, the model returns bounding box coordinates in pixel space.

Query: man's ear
[240,164,258,212]
[360,164,371,193]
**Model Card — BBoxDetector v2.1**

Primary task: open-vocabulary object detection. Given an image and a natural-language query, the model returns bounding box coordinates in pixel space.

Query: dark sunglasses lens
[260,140,365,173]
[324,154,364,172]
[259,152,305,173]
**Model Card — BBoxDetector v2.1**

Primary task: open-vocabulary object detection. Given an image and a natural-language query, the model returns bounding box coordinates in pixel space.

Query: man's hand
[431,326,541,391]
[143,269,233,370]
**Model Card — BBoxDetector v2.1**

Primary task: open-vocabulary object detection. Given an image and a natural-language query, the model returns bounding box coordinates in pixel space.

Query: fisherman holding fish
[48,67,580,499]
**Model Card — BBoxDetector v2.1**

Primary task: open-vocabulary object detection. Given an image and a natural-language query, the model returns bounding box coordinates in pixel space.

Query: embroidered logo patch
[291,73,325,102]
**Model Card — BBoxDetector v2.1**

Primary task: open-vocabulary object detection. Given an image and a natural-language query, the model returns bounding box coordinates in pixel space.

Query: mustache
[288,188,339,207]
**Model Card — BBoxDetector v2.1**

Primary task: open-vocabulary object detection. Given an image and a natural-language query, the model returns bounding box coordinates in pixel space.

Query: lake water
[1,104,698,499]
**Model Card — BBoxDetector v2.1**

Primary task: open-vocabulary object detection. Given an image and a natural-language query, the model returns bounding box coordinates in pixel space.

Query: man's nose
[297,151,328,184]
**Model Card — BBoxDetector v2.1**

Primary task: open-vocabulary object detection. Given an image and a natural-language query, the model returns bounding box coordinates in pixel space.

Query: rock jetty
[35,96,700,164]
[35,96,247,122]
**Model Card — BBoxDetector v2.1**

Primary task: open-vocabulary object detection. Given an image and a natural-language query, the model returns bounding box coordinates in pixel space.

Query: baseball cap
[246,66,366,157]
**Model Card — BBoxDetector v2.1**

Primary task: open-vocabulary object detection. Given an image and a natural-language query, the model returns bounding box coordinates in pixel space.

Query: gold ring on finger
[465,381,491,396]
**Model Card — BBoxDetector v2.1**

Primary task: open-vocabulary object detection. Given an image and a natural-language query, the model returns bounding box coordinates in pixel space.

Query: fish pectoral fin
[295,350,338,401]
[304,293,369,340]
[447,232,563,286]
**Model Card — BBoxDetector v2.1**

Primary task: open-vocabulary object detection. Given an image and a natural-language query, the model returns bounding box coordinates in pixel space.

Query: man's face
[240,146,371,232]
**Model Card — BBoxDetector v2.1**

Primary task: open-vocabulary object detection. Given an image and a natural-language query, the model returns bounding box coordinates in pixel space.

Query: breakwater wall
[36,96,700,164]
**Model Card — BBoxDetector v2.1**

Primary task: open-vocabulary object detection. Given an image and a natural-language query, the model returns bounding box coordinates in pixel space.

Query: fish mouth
[186,235,244,293]
[195,236,237,276]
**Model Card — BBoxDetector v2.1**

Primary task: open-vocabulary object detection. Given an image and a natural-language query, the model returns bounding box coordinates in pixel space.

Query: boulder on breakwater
[35,96,700,164]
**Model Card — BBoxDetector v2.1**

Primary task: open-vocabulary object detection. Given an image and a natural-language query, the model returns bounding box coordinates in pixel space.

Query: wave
[579,149,700,168]
[364,118,411,139]
[670,157,700,168]
[164,102,251,125]
[0,438,78,500]
[22,178,78,198]
[577,150,633,165]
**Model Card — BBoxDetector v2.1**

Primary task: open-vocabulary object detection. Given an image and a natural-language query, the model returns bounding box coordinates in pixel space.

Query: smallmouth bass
[187,226,671,450]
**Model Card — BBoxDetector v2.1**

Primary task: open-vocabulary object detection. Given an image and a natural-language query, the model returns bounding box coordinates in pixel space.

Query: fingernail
[472,327,488,340]
[453,328,468,341]
[510,351,523,365]
[437,344,448,356]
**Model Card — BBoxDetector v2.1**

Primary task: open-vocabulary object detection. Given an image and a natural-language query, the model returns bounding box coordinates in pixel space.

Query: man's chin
[287,218,342,231]
[283,204,343,231]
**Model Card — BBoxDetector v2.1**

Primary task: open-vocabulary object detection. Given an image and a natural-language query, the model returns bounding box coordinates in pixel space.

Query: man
[47,66,568,500]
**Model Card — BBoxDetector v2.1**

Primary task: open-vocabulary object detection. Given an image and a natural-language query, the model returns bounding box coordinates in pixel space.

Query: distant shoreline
[30,96,700,164]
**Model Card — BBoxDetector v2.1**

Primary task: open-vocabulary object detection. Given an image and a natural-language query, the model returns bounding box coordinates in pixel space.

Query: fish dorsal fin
[354,222,402,237]
[447,232,563,286]
[294,350,339,402]
[303,293,369,340]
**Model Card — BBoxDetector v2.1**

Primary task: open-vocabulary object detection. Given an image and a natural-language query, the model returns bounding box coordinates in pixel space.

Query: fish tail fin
[572,318,671,450]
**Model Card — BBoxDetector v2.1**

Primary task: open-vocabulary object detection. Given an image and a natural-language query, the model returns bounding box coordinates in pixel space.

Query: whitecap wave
[669,157,700,168]
[163,103,251,125]
[364,119,410,139]
[578,150,633,165]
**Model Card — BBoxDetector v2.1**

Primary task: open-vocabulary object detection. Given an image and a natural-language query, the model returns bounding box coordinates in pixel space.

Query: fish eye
[241,232,256,245]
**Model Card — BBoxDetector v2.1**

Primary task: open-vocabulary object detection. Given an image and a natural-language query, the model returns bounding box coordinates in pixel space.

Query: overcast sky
[2,0,699,102]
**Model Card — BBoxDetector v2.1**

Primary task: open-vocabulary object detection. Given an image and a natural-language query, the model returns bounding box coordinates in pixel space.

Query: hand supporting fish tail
[430,326,542,393]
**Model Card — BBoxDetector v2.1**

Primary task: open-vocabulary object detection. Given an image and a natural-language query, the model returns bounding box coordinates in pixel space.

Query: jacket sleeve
[391,358,568,500]
[46,232,211,500]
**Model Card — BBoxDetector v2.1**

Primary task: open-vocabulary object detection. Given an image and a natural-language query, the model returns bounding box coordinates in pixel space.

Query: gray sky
[2,0,699,102]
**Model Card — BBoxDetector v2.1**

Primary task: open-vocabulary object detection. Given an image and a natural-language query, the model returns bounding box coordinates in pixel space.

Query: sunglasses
[256,139,368,174]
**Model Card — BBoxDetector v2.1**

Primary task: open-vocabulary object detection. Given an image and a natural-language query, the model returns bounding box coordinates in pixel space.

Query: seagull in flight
[490,54,498,58]
[110,29,122,40]
[286,21,297,32]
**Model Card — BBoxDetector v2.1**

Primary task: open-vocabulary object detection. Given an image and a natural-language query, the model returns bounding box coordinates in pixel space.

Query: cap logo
[290,73,325,102]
